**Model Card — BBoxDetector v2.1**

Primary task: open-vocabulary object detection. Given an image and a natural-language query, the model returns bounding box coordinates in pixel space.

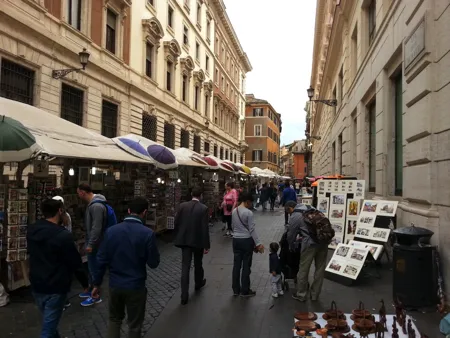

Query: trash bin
[393,225,437,308]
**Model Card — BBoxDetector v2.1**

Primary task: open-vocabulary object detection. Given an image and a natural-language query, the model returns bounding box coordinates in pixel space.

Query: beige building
[0,0,250,161]
[310,0,450,287]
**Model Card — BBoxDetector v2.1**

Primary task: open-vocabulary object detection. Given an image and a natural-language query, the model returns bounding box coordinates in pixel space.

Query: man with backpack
[285,201,334,302]
[77,183,117,307]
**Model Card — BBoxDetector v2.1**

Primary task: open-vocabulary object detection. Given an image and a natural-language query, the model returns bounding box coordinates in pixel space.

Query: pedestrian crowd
[27,179,333,337]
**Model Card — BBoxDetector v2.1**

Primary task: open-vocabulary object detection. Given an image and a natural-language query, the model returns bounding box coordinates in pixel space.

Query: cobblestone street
[0,209,442,337]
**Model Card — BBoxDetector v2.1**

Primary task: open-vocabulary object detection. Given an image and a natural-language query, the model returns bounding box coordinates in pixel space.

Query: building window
[338,133,343,174]
[0,59,35,105]
[338,66,344,104]
[147,0,154,7]
[214,69,218,83]
[226,83,229,97]
[221,76,224,91]
[331,142,336,174]
[183,25,189,45]
[206,18,211,41]
[168,6,174,28]
[142,113,157,141]
[166,61,173,92]
[225,149,228,160]
[101,100,118,138]
[196,2,201,24]
[145,42,154,78]
[67,0,82,30]
[332,86,337,115]
[351,25,358,79]
[234,153,237,163]
[164,123,175,148]
[182,75,188,102]
[195,42,200,60]
[204,142,210,153]
[268,151,272,163]
[180,129,190,148]
[219,147,223,159]
[194,86,200,110]
[394,72,403,196]
[274,153,277,164]
[193,135,201,153]
[368,0,376,44]
[213,144,218,157]
[254,125,262,136]
[252,150,263,162]
[105,9,117,54]
[368,101,376,192]
[205,55,209,72]
[204,94,209,116]
[252,108,263,116]
[352,114,357,174]
[61,83,84,126]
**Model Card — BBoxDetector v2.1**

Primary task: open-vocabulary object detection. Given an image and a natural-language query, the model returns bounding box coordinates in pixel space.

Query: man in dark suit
[174,186,211,305]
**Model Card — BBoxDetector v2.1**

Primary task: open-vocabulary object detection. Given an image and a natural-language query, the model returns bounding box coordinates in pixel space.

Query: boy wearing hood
[77,183,109,307]
[27,199,83,337]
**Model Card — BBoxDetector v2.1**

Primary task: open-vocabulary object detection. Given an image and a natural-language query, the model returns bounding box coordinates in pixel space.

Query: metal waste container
[393,225,437,308]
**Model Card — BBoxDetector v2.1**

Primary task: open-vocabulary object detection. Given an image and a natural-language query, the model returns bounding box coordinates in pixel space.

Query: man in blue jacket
[281,180,297,225]
[92,197,160,338]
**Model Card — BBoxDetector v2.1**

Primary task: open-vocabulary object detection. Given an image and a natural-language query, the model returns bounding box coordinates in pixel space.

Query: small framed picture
[7,225,19,237]
[8,213,19,225]
[18,201,28,213]
[8,201,19,213]
[18,249,27,261]
[19,225,27,236]
[19,214,28,225]
[7,237,18,250]
[18,237,27,249]
[6,249,18,262]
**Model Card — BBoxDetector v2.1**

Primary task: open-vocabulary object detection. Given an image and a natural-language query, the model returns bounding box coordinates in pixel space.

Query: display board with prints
[325,243,370,280]
[316,180,366,249]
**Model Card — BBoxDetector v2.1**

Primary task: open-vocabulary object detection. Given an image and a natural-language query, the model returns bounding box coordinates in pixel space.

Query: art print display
[354,224,391,243]
[325,243,369,280]
[347,199,360,218]
[345,219,357,243]
[6,187,29,263]
[354,180,365,198]
[349,240,384,260]
[357,214,376,227]
[378,201,399,217]
[331,221,345,235]
[317,197,329,215]
[331,193,346,205]
[330,208,345,219]
[318,180,325,196]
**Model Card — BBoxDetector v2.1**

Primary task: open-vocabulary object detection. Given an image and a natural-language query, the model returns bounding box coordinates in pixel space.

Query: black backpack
[294,209,335,245]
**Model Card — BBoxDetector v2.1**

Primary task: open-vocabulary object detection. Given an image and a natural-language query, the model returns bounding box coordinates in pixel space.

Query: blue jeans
[33,293,67,338]
[86,252,98,288]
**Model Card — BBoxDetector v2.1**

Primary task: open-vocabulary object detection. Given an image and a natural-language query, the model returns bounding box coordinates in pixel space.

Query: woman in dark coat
[259,183,269,211]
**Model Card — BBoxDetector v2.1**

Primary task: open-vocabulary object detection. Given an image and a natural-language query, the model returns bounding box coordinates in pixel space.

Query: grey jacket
[286,204,316,252]
[85,194,107,250]
[232,206,261,246]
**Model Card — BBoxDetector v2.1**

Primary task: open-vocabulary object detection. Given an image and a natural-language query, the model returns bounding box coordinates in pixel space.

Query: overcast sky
[225,0,317,146]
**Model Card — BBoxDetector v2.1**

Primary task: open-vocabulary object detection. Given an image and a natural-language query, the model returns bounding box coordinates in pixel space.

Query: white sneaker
[272,293,279,298]
[224,230,230,237]
[278,290,284,296]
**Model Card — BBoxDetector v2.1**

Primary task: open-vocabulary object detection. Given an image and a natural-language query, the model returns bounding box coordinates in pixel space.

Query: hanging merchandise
[6,188,28,263]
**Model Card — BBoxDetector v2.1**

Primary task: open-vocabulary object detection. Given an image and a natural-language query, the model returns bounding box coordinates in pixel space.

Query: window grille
[101,100,118,138]
[180,129,190,148]
[61,83,84,126]
[193,135,201,153]
[0,59,35,105]
[164,123,175,148]
[142,112,157,141]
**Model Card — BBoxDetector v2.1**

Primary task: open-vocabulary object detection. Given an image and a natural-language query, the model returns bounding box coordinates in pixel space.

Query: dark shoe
[195,279,206,291]
[292,293,306,302]
[240,290,256,298]
[181,299,188,305]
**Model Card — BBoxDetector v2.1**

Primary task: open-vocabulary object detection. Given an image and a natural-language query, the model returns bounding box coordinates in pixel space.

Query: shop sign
[33,160,49,178]
[405,19,425,69]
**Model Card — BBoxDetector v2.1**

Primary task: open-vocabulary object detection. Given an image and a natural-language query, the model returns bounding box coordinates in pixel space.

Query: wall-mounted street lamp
[307,86,337,107]
[52,48,90,79]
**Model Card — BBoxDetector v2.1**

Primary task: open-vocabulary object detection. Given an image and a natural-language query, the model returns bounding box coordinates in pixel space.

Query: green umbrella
[0,115,40,163]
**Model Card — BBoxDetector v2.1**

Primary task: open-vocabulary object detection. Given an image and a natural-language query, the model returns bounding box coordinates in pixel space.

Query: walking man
[77,183,116,306]
[281,180,297,225]
[27,199,83,337]
[174,187,210,305]
[285,201,329,302]
[92,197,160,338]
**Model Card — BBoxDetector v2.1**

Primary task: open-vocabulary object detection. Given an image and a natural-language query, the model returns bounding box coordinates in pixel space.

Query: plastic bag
[0,282,9,307]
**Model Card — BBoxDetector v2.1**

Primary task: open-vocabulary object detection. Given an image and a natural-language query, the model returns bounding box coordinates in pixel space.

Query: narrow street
[0,208,441,337]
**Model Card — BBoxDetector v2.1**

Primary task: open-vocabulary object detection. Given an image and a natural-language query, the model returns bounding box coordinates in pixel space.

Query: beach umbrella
[172,148,209,167]
[203,156,220,170]
[0,115,41,163]
[147,144,177,170]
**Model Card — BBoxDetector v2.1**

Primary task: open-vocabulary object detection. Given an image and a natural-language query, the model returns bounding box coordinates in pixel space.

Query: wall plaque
[405,19,425,69]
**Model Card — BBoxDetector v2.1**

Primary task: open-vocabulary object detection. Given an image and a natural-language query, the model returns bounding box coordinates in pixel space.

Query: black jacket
[174,200,210,250]
[27,219,82,294]
[269,252,282,274]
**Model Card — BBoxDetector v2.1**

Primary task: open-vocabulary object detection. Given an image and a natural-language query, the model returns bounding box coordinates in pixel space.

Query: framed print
[372,228,391,242]
[326,259,344,274]
[325,243,369,280]
[330,208,345,220]
[335,245,350,258]
[346,219,357,237]
[7,237,18,250]
[342,263,361,280]
[358,214,376,227]
[331,194,346,206]
[8,213,19,225]
[317,197,329,215]
[19,214,28,225]
[362,200,378,213]
[8,201,19,213]
[329,235,343,249]
[378,201,399,217]
[347,199,360,218]
[355,180,366,198]
[18,201,28,213]
[6,249,18,262]
[331,221,345,236]
[355,224,372,239]
[349,240,383,261]
[7,225,19,237]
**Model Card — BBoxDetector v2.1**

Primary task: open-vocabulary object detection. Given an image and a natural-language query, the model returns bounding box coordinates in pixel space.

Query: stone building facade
[309,0,450,290]
[244,94,281,172]
[0,0,250,161]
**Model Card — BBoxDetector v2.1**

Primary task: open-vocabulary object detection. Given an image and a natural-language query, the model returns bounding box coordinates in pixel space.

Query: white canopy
[0,98,149,163]
[172,148,209,167]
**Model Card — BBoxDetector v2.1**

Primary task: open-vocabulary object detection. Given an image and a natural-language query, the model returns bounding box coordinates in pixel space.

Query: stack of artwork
[325,243,370,279]
[354,200,398,243]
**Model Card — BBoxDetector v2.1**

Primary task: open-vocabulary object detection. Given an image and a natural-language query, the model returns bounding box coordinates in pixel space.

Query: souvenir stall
[0,98,153,292]
[202,156,221,221]
[234,163,251,191]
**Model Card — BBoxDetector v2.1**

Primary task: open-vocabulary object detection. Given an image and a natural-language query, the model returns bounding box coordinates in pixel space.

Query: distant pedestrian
[269,242,284,298]
[268,182,277,211]
[27,199,83,338]
[77,183,117,307]
[52,196,89,311]
[232,191,264,297]
[91,197,160,338]
[259,183,269,211]
[174,187,210,305]
[221,182,238,237]
[281,180,297,225]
